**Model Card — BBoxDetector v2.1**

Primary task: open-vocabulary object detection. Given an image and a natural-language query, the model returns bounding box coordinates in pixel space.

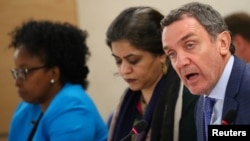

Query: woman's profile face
[111,40,165,91]
[12,45,54,103]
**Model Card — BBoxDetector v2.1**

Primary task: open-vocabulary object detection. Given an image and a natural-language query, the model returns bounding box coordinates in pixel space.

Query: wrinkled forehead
[162,17,203,46]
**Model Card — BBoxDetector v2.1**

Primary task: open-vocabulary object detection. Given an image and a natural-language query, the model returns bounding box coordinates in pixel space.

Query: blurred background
[1,0,250,140]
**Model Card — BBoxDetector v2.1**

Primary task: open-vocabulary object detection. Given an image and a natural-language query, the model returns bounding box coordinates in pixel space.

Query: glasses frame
[11,66,47,80]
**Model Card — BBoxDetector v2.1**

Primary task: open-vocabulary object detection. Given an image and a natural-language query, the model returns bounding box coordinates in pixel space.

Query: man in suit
[161,2,250,141]
[224,12,250,63]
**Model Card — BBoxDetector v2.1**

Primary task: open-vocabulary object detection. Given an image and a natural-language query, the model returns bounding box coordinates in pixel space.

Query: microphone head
[222,109,237,125]
[132,120,148,134]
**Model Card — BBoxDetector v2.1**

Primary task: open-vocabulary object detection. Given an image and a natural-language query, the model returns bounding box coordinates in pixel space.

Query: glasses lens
[11,69,26,80]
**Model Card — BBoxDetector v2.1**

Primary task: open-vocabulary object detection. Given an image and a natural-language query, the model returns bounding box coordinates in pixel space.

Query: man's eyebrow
[163,33,195,50]
[179,33,195,43]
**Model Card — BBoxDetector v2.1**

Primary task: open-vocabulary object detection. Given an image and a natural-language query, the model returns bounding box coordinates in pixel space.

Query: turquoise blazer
[9,83,108,141]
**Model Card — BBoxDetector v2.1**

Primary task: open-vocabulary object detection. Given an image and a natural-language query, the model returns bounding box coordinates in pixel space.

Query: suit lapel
[222,56,245,118]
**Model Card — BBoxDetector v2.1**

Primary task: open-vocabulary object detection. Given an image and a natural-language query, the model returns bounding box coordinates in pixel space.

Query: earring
[50,79,55,84]
[162,63,168,75]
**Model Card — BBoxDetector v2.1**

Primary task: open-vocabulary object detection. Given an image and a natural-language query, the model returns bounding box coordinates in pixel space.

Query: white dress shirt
[204,55,234,124]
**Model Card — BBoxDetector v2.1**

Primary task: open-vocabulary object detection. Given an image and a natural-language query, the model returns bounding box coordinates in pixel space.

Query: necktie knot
[205,97,216,114]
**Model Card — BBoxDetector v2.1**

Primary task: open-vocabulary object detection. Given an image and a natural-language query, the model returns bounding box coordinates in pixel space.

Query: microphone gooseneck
[221,109,237,125]
[120,120,148,141]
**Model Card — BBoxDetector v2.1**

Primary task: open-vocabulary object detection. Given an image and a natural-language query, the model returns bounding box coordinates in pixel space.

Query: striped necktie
[204,96,216,141]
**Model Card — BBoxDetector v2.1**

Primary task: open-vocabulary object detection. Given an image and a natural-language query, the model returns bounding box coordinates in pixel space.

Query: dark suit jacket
[195,56,250,141]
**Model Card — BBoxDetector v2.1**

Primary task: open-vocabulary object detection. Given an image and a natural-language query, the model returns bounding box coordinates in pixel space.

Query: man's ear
[218,31,231,55]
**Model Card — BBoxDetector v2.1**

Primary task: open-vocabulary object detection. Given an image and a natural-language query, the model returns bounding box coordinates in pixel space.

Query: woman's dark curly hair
[9,19,90,89]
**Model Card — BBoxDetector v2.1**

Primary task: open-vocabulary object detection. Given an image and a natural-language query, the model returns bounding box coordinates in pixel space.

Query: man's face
[162,17,230,95]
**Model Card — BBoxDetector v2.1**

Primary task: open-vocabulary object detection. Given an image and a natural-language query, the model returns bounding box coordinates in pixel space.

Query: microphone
[120,120,148,141]
[221,109,237,125]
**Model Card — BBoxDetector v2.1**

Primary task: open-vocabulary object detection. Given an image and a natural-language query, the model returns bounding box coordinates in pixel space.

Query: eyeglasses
[11,66,47,80]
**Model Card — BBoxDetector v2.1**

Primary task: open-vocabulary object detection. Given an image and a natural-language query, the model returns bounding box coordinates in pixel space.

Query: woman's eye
[114,58,122,65]
[115,60,122,65]
[127,56,140,65]
[128,60,139,65]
